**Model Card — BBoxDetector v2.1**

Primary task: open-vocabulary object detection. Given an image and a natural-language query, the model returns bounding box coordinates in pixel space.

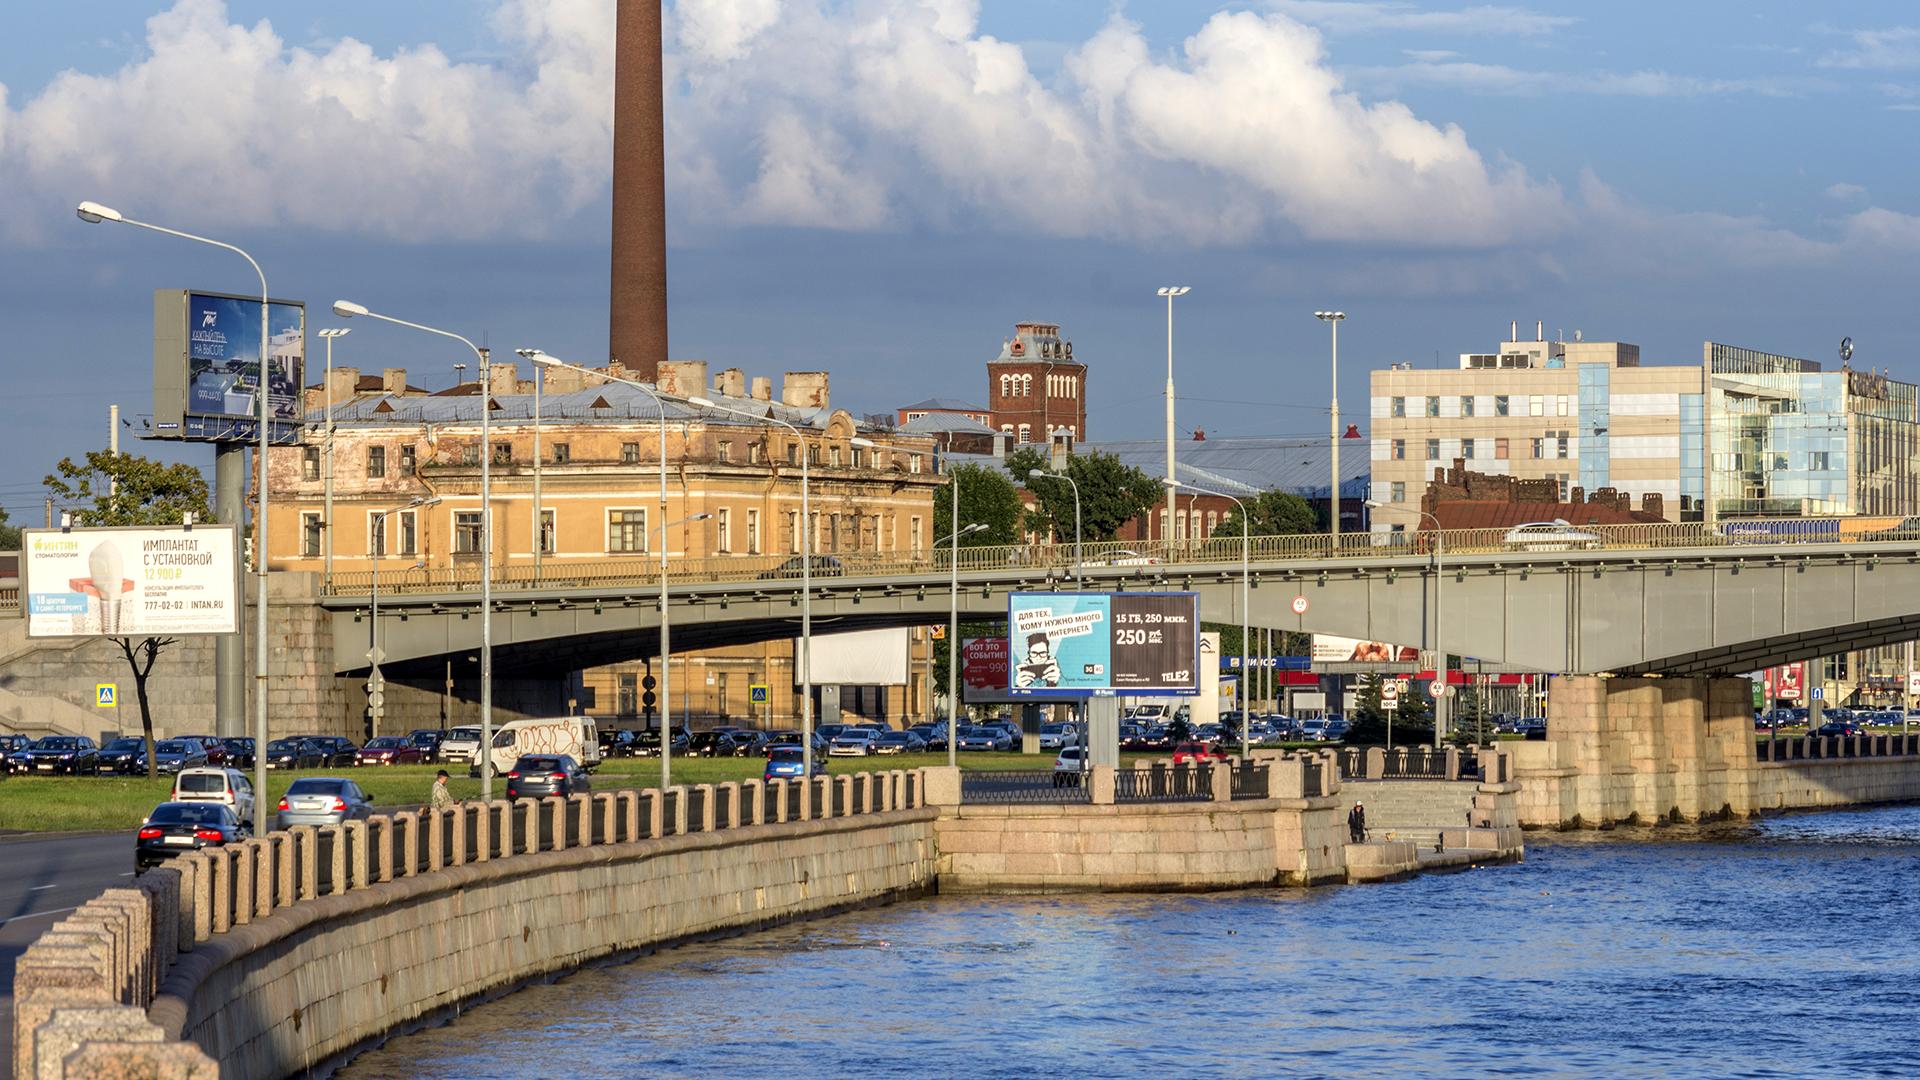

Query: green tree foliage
[43,451,216,778]
[1215,489,1319,539]
[0,506,19,550]
[1345,675,1433,746]
[1008,447,1163,543]
[933,463,1026,548]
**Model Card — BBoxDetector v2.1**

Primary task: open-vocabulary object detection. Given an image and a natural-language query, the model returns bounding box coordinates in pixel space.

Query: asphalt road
[0,830,139,1080]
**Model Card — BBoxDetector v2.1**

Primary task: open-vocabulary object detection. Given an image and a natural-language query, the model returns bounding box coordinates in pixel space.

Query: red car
[182,736,230,766]
[355,736,426,766]
[1170,741,1228,765]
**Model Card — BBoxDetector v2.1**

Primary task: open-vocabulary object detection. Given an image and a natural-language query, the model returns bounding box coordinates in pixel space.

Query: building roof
[305,375,430,395]
[1076,437,1373,499]
[899,397,988,414]
[900,412,998,436]
[1427,501,1658,530]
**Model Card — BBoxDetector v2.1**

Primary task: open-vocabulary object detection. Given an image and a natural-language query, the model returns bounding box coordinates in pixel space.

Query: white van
[170,767,256,823]
[476,716,601,778]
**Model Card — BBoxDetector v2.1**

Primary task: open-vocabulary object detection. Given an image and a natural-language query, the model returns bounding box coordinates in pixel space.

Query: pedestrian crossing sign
[749,684,769,705]
[96,684,117,707]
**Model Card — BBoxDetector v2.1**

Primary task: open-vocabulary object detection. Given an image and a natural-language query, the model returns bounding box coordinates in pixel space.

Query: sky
[5,0,1920,524]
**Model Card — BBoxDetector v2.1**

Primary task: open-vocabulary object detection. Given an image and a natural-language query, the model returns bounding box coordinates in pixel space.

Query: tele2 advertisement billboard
[22,526,240,638]
[1006,592,1199,695]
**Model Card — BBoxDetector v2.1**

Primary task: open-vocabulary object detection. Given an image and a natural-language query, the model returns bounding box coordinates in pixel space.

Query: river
[342,805,1920,1079]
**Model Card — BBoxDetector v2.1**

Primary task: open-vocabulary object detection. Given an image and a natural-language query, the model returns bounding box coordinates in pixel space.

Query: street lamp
[80,200,275,835]
[938,518,987,767]
[1315,311,1346,548]
[333,300,499,795]
[1026,468,1082,584]
[317,327,352,589]
[369,496,441,739]
[1166,478,1250,760]
[1366,498,1446,747]
[658,511,711,787]
[1158,286,1191,554]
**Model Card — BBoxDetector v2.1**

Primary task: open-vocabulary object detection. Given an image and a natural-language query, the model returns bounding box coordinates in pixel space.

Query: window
[301,447,320,482]
[909,454,922,474]
[492,442,512,466]
[1556,432,1570,459]
[830,446,842,468]
[1530,437,1544,459]
[786,442,799,465]
[1390,482,1405,503]
[300,513,322,557]
[1495,438,1510,460]
[1425,438,1440,460]
[911,516,923,554]
[1461,396,1476,418]
[367,446,387,479]
[1425,396,1440,418]
[1018,423,1031,443]
[552,442,570,464]
[747,442,762,465]
[460,444,479,466]
[999,374,1011,398]
[608,509,647,553]
[808,445,820,466]
[1529,395,1544,417]
[621,442,640,464]
[718,441,732,463]
[1556,395,1570,417]
[1495,395,1510,416]
[454,511,484,555]
[1811,451,1831,471]
[618,673,637,716]
[1206,511,1218,535]
[400,445,416,473]
[785,511,798,553]
[852,447,865,469]
[1391,439,1406,460]
[1391,397,1406,417]
[1460,438,1475,460]
[716,508,732,553]
[397,511,418,556]
[1158,510,1170,540]
[827,513,841,553]
[747,509,760,554]
[537,509,554,555]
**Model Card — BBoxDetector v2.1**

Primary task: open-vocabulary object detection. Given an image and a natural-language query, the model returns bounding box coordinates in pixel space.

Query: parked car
[93,737,148,775]
[600,729,645,758]
[757,554,845,580]
[438,727,483,764]
[1052,746,1088,787]
[136,802,249,872]
[1503,520,1604,551]
[632,729,691,757]
[1,733,32,774]
[872,731,917,755]
[170,767,256,823]
[1297,719,1331,742]
[1038,723,1074,751]
[20,736,99,775]
[686,731,752,758]
[264,738,325,770]
[763,744,827,781]
[300,736,360,768]
[1171,741,1228,764]
[274,777,375,830]
[181,736,230,767]
[910,723,950,751]
[828,730,879,757]
[1814,720,1869,738]
[219,737,257,769]
[1515,717,1548,740]
[505,754,591,799]
[357,736,426,766]
[406,730,444,759]
[148,739,206,775]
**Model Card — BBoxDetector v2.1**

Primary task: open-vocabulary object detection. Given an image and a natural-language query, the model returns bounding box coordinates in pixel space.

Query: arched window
[999,374,1011,398]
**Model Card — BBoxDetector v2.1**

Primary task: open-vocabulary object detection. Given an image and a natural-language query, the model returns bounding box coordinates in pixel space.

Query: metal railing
[1381,746,1450,779]
[960,769,1092,804]
[1756,733,1920,762]
[300,513,1920,600]
[1115,762,1213,803]
[1229,762,1270,800]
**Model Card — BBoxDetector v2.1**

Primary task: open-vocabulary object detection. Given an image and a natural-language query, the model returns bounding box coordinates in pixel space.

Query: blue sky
[5,1,1920,523]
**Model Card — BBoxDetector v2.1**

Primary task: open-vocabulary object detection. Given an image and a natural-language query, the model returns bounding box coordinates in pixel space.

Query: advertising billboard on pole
[152,289,305,443]
[1005,592,1199,696]
[21,526,240,638]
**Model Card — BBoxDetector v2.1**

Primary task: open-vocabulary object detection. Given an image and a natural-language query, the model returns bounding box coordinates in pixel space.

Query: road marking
[29,884,56,891]
[0,906,76,928]
[120,872,136,877]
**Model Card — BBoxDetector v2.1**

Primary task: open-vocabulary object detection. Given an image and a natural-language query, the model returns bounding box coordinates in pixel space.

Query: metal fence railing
[1115,763,1212,803]
[1229,763,1270,800]
[960,769,1092,804]
[1757,733,1920,762]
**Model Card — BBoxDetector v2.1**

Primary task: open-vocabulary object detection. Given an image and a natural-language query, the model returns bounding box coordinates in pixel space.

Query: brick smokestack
[610,0,668,381]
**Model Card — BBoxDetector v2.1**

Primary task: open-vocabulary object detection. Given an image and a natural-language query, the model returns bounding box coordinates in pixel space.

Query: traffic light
[367,669,386,721]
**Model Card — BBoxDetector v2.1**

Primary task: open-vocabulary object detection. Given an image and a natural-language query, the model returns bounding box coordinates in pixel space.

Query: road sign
[1380,680,1399,710]
[95,683,117,707]
[749,684,769,705]
[366,646,386,665]
[1428,680,1449,699]
[1811,686,1824,701]
[1290,596,1309,615]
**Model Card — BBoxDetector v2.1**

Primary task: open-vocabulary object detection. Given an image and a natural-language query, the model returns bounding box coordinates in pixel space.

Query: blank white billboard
[798,628,911,684]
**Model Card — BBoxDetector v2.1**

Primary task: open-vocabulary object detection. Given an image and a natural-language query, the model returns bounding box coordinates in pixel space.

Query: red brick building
[987,322,1086,445]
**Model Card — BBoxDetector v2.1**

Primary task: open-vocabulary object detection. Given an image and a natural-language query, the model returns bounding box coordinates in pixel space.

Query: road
[0,831,137,1080]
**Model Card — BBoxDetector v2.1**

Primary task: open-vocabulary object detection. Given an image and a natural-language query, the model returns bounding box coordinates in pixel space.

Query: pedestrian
[1348,801,1368,843]
[429,768,454,812]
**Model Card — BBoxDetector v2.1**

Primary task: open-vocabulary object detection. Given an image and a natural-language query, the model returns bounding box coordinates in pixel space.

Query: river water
[342,806,1920,1079]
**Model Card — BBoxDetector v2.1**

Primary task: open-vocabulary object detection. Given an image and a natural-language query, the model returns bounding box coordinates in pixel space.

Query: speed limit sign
[1428,679,1450,699]
[1290,596,1309,615]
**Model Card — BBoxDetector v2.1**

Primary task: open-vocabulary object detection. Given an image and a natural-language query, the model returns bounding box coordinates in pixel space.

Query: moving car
[170,767,256,823]
[477,717,603,777]
[763,744,826,781]
[136,802,249,872]
[757,554,845,580]
[149,739,207,775]
[1814,720,1869,738]
[504,754,591,799]
[275,778,375,830]
[1052,746,1088,787]
[264,738,325,770]
[357,736,426,766]
[93,737,148,775]
[1503,520,1604,551]
[21,736,99,775]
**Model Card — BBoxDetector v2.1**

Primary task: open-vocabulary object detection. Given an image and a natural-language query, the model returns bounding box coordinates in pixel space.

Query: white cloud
[1824,182,1867,201]
[1819,27,1920,70]
[1269,1,1577,37]
[1357,60,1822,97]
[1843,207,1920,250]
[676,0,782,62]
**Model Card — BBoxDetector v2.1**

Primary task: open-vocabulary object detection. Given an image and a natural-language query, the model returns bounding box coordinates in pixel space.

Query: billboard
[1005,592,1199,696]
[1311,635,1420,666]
[797,628,910,684]
[1763,663,1805,702]
[21,526,240,638]
[153,289,305,443]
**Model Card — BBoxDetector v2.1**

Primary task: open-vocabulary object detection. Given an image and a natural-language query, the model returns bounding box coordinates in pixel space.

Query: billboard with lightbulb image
[20,525,240,638]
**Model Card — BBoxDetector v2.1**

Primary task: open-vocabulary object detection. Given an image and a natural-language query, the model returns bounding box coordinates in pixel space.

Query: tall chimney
[610,0,668,381]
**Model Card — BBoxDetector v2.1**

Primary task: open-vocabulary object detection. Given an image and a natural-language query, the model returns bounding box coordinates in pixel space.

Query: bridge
[322,518,1920,679]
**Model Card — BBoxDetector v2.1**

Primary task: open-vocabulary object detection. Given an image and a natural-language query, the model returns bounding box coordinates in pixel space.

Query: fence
[960,769,1092,804]
[1756,733,1920,762]
[1114,762,1214,803]
[1229,762,1271,800]
[1337,745,1506,783]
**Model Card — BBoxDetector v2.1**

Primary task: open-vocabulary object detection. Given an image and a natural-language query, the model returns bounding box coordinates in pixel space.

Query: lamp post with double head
[1158,286,1191,554]
[1367,498,1446,747]
[78,201,277,835]
[332,300,498,795]
[1166,479,1251,759]
[1315,311,1346,547]
[1026,469,1082,584]
[938,519,987,767]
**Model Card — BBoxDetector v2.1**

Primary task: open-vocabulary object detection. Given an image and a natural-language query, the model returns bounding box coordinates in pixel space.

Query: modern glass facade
[1577,362,1610,495]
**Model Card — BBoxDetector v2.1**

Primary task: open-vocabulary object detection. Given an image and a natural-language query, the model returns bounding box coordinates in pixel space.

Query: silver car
[275,777,374,830]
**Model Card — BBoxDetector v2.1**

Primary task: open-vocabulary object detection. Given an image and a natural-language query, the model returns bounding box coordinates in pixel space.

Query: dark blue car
[763,745,826,781]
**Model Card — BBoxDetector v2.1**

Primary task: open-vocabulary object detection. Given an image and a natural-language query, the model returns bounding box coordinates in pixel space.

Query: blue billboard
[185,292,305,426]
[1006,592,1199,696]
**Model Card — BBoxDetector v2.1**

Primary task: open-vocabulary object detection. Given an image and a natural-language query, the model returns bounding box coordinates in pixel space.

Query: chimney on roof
[327,366,360,405]
[487,360,517,397]
[750,377,772,402]
[716,367,746,398]
[1510,319,1518,342]
[609,0,668,381]
[656,360,708,398]
[782,372,829,411]
[382,368,408,395]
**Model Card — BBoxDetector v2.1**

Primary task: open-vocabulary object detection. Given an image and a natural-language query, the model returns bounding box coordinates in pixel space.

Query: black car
[264,738,326,770]
[631,729,690,757]
[20,736,99,775]
[220,737,257,769]
[686,731,751,758]
[756,554,845,580]
[406,730,444,759]
[136,801,249,872]
[505,754,591,799]
[300,736,360,767]
[1814,720,1869,738]
[1,734,32,774]
[150,739,208,775]
[93,737,148,775]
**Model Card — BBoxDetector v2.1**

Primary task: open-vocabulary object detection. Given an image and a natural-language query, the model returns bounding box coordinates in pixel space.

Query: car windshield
[286,779,346,796]
[33,738,80,750]
[148,804,226,825]
[447,729,480,742]
[268,740,302,752]
[155,741,191,754]
[768,747,805,762]
[221,739,250,750]
[365,738,404,749]
[877,733,909,743]
[176,773,228,793]
[515,757,563,772]
[104,739,144,751]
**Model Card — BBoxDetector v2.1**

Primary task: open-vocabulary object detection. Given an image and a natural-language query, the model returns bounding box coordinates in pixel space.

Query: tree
[44,451,215,779]
[0,506,19,550]
[1345,675,1433,746]
[933,463,1026,548]
[1008,447,1162,543]
[1215,489,1319,540]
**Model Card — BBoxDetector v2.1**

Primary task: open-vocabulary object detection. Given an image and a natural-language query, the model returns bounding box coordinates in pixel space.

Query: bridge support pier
[1514,676,1756,828]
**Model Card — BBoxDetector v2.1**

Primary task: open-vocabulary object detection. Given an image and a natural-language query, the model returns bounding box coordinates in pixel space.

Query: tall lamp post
[78,201,276,835]
[332,301,498,795]
[939,518,987,768]
[1166,479,1250,760]
[1367,499,1446,747]
[1158,286,1191,553]
[1027,469,1082,584]
[370,496,440,739]
[317,327,351,588]
[656,511,711,786]
[1315,311,1346,547]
